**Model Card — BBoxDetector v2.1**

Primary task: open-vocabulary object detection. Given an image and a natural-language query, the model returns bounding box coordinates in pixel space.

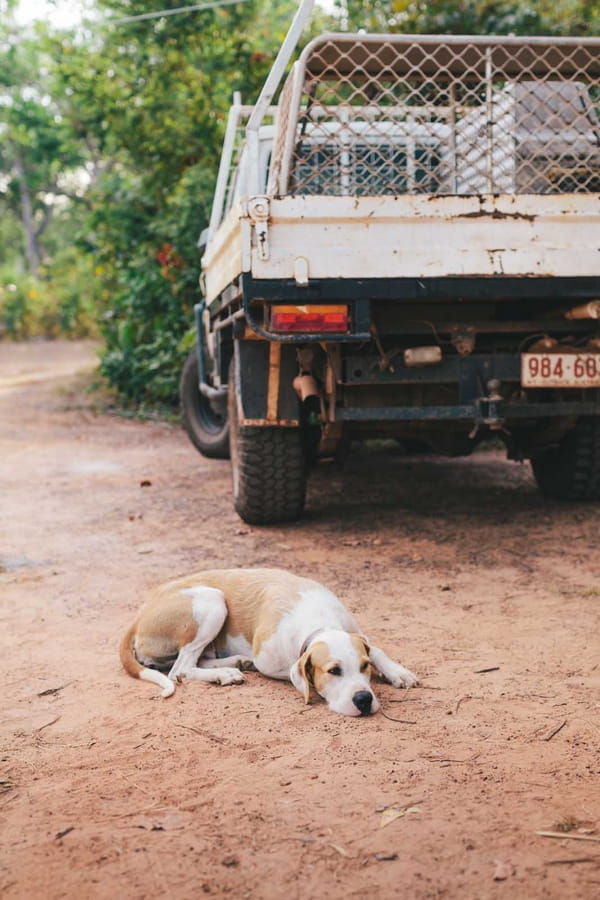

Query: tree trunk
[14,150,40,278]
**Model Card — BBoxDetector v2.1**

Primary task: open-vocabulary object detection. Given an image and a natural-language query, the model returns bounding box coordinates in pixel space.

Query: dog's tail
[119,622,175,698]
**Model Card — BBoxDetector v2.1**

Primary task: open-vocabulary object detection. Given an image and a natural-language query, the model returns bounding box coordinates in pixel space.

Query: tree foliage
[51,0,301,404]
[342,0,599,34]
[0,25,85,279]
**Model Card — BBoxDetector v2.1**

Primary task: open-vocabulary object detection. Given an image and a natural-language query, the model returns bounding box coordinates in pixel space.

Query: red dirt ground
[1,339,599,899]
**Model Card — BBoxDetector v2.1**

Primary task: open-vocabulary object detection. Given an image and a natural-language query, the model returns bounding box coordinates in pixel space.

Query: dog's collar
[299,629,324,657]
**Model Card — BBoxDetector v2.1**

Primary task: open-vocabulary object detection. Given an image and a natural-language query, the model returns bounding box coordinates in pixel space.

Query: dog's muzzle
[352,690,373,716]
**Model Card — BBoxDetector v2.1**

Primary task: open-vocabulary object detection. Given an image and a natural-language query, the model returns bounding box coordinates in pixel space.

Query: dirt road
[1,340,599,899]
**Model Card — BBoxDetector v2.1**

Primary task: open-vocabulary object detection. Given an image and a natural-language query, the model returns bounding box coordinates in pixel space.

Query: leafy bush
[89,165,207,405]
[0,274,57,338]
[0,253,103,339]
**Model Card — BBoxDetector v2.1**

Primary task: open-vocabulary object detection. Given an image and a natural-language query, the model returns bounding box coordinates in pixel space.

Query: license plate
[521,352,600,388]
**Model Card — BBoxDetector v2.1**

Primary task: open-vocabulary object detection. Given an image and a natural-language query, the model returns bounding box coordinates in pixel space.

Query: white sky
[14,1,337,30]
[14,0,87,27]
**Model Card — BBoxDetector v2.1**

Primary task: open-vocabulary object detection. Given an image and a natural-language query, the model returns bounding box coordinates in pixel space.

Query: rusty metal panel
[249,193,599,280]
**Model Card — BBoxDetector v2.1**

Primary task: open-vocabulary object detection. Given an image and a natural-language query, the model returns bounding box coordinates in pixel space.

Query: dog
[120,567,418,716]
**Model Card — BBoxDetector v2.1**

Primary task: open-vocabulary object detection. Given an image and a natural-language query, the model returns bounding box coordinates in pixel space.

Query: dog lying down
[120,567,418,717]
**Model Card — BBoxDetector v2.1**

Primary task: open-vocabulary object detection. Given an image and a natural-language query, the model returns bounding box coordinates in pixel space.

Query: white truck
[180,1,600,524]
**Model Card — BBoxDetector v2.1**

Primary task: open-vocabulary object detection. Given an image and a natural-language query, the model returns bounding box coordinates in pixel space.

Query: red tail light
[270,304,349,334]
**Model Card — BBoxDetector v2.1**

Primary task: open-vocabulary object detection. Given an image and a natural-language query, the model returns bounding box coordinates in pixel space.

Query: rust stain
[266,342,282,423]
[240,417,300,427]
[456,209,536,222]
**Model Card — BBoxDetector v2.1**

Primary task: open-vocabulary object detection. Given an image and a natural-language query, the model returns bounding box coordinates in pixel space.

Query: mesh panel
[271,36,600,197]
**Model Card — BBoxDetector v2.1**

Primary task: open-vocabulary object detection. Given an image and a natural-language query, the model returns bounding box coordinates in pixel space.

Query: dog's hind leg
[167,586,244,686]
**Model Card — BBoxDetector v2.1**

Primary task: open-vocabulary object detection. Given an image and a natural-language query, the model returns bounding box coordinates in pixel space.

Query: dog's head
[289,631,378,717]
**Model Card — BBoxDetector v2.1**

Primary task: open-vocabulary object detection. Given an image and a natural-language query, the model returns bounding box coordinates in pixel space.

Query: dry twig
[545,857,598,865]
[536,831,600,843]
[380,709,417,724]
[35,716,60,732]
[544,719,567,741]
[175,723,227,744]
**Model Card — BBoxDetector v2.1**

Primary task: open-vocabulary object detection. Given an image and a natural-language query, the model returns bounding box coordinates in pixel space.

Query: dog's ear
[350,633,371,657]
[290,650,314,704]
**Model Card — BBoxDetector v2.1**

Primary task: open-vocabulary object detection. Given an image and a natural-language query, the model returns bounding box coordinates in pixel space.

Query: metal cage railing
[268,34,600,198]
[208,99,277,235]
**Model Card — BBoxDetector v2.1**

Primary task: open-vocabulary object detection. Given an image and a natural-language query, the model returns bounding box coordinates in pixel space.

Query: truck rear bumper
[337,400,600,423]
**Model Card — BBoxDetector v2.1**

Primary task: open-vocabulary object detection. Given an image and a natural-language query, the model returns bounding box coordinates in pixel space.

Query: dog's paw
[215,668,245,686]
[237,658,257,672]
[386,665,419,689]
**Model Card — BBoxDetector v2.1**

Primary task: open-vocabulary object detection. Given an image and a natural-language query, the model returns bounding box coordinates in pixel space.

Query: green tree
[48,0,301,404]
[340,0,599,34]
[0,22,85,278]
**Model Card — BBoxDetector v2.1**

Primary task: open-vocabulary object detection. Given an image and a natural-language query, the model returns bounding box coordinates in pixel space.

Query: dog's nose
[352,690,373,716]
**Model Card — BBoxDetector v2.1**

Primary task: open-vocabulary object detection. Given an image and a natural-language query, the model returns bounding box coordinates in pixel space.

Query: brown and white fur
[120,567,417,717]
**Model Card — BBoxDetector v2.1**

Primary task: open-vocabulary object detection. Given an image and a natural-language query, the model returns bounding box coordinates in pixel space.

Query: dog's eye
[360,661,370,673]
[328,665,342,676]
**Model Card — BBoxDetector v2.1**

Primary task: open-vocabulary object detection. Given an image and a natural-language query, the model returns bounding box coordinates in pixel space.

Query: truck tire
[531,417,600,501]
[228,361,306,525]
[180,351,230,459]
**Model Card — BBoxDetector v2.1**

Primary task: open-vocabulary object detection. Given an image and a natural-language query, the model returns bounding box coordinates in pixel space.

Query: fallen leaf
[493,859,513,880]
[37,683,70,697]
[327,842,355,858]
[380,805,422,828]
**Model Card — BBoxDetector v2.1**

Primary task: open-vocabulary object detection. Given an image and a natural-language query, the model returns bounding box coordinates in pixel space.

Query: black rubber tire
[228,360,306,525]
[531,417,600,501]
[179,351,230,460]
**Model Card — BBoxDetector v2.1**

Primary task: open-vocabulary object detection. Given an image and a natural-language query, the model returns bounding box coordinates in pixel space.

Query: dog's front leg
[179,666,245,686]
[369,646,418,688]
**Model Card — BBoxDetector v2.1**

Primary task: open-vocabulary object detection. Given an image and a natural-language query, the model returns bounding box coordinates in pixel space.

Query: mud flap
[233,339,300,426]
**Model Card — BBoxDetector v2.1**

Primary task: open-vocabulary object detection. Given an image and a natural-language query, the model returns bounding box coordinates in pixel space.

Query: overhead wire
[107,0,252,27]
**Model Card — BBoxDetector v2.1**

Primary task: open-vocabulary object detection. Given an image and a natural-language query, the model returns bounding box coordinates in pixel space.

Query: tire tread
[531,417,600,501]
[234,426,306,525]
[179,352,230,460]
